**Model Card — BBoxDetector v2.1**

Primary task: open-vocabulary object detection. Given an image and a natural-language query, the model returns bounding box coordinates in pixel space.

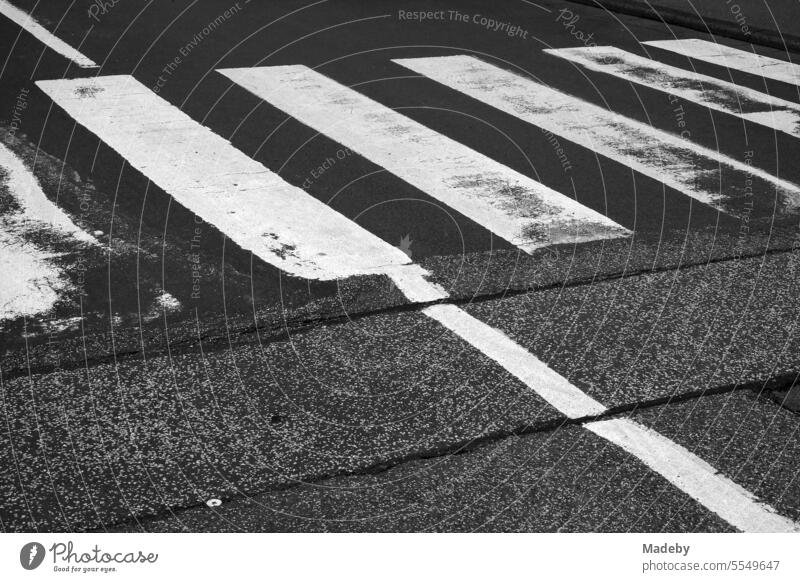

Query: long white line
[643,39,800,86]
[394,55,800,216]
[0,0,97,68]
[587,418,800,533]
[547,46,800,138]
[218,65,630,254]
[37,73,798,531]
[35,74,442,297]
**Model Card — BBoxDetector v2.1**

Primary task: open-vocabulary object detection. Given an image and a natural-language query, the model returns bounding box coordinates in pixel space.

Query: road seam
[93,376,799,533]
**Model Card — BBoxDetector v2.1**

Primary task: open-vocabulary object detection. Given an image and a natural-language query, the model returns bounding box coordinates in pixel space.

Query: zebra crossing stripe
[393,55,800,217]
[643,39,800,86]
[0,0,97,68]
[586,418,800,533]
[218,65,630,254]
[546,46,800,138]
[35,74,445,301]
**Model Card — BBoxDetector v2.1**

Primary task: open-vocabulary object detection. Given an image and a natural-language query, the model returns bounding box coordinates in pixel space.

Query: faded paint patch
[547,46,800,138]
[0,137,95,322]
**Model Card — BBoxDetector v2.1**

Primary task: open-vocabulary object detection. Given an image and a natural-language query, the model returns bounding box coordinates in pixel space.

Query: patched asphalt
[108,390,799,533]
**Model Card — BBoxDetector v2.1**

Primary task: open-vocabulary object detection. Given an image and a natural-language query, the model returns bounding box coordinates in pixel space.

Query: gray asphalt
[109,391,798,533]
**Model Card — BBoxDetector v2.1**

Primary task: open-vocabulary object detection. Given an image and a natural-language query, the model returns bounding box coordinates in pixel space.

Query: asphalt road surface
[1,0,799,532]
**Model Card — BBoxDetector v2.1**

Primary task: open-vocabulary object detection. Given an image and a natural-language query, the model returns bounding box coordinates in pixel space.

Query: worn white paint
[0,142,96,243]
[0,142,94,321]
[0,0,97,68]
[36,75,439,289]
[546,46,800,137]
[643,39,800,86]
[394,55,800,216]
[0,233,66,321]
[218,65,630,253]
[587,418,800,533]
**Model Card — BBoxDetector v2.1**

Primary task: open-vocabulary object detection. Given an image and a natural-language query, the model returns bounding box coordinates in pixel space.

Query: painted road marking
[0,142,95,321]
[425,302,798,531]
[394,55,800,217]
[587,418,800,533]
[546,46,800,138]
[36,73,798,531]
[218,65,630,254]
[36,74,445,300]
[0,0,97,68]
[643,39,800,86]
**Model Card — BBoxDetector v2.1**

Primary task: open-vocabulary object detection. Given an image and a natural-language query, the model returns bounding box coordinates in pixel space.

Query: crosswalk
[12,39,800,322]
[3,17,800,531]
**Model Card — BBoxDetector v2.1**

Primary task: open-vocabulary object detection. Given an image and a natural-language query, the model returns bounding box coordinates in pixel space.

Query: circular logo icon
[20,542,45,570]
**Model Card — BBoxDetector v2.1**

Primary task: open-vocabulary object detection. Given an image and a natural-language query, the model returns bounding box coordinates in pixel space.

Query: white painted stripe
[218,65,630,254]
[643,39,800,86]
[36,75,444,290]
[586,418,800,533]
[394,55,800,216]
[546,46,800,138]
[0,0,97,68]
[423,304,607,418]
[0,142,96,244]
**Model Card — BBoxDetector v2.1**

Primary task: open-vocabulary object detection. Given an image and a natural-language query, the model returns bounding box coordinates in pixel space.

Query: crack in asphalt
[4,244,798,381]
[90,370,798,533]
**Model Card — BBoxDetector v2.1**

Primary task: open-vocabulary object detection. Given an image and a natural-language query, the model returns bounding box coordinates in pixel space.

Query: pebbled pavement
[108,391,798,533]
